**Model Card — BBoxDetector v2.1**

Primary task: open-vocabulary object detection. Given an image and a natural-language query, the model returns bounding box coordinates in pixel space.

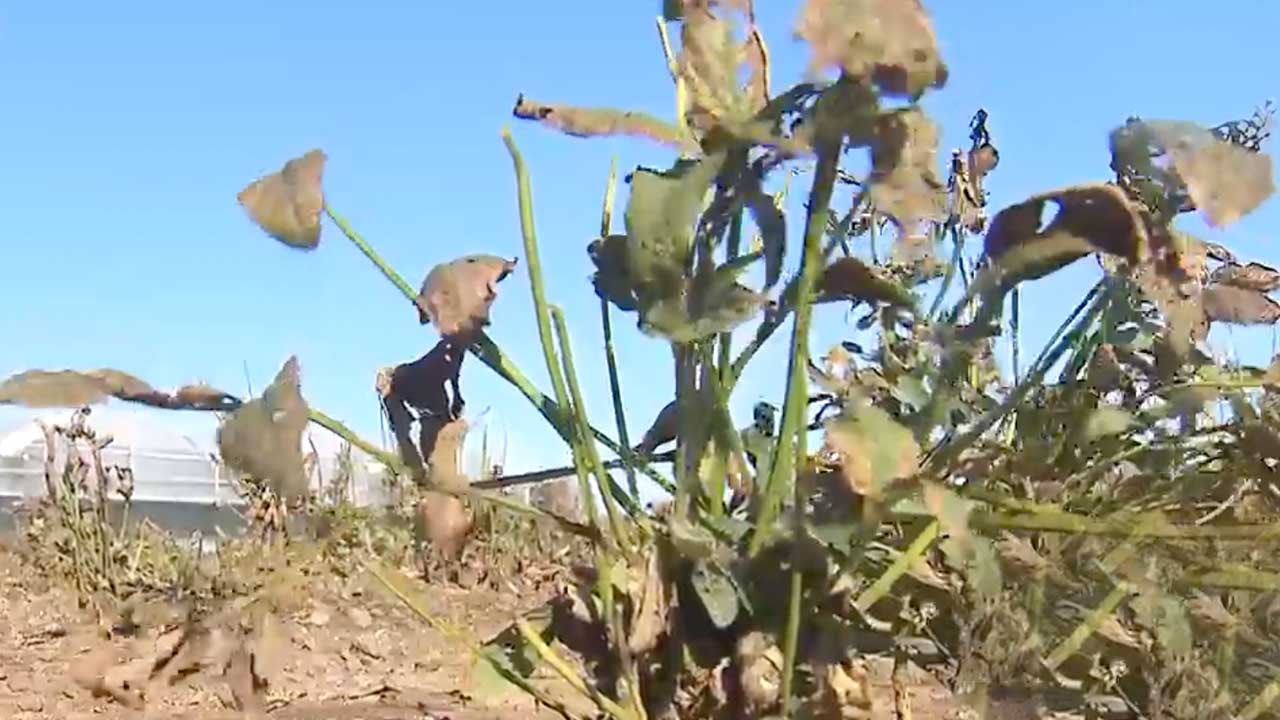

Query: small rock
[307,608,331,627]
[16,695,43,713]
[347,607,373,629]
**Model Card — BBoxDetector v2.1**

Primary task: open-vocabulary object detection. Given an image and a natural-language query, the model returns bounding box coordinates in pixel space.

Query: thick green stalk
[553,306,633,548]
[749,135,842,557]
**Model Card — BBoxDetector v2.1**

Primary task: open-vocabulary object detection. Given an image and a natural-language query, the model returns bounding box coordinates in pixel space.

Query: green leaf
[641,262,768,342]
[624,155,725,298]
[691,559,740,629]
[1083,406,1133,441]
[824,402,920,499]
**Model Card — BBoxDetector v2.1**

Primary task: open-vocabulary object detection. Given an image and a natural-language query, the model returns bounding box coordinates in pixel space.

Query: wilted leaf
[217,357,310,500]
[818,256,914,306]
[1202,283,1280,325]
[680,6,750,131]
[1083,406,1133,441]
[237,149,326,249]
[588,234,640,311]
[796,0,947,98]
[824,402,920,499]
[984,183,1147,285]
[690,559,740,629]
[416,255,518,340]
[512,95,691,151]
[625,156,725,299]
[1210,261,1280,292]
[1112,119,1275,226]
[643,277,767,342]
[868,109,946,236]
[0,368,239,411]
[628,548,671,655]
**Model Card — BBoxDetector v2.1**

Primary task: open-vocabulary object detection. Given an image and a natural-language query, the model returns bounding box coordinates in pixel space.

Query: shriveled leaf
[1202,283,1280,325]
[512,95,691,151]
[628,548,671,655]
[237,149,326,249]
[690,559,740,629]
[818,256,914,306]
[216,356,310,500]
[588,234,640,311]
[416,255,518,340]
[796,0,947,98]
[868,109,946,236]
[824,402,919,499]
[625,156,725,298]
[995,532,1050,578]
[984,183,1147,285]
[0,368,239,411]
[1083,406,1133,441]
[641,265,768,342]
[1210,261,1280,292]
[680,6,749,131]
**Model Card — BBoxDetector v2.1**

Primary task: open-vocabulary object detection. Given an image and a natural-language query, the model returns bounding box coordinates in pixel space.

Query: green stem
[749,134,841,557]
[778,568,804,717]
[854,520,940,613]
[718,209,744,383]
[599,158,640,502]
[553,306,634,549]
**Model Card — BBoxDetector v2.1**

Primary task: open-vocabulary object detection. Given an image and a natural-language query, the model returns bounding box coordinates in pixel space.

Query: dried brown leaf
[1154,121,1275,227]
[627,548,670,655]
[824,402,919,499]
[0,369,124,407]
[216,356,310,499]
[417,254,518,340]
[984,183,1147,283]
[1210,261,1280,292]
[868,109,946,236]
[420,418,472,559]
[1202,283,1280,325]
[680,6,748,131]
[512,95,692,151]
[237,149,326,249]
[818,256,913,306]
[796,0,947,97]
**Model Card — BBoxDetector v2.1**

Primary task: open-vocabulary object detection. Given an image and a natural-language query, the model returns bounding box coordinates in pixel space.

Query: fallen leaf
[216,356,310,499]
[416,255,518,340]
[237,149,326,249]
[796,0,947,97]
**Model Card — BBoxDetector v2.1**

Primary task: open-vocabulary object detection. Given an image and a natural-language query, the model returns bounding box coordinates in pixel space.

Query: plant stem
[553,305,634,549]
[749,134,841,557]
[599,157,640,502]
[518,618,635,720]
[854,520,940,613]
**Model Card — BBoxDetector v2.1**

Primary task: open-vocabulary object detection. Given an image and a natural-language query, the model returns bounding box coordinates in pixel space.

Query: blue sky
[1,2,1277,498]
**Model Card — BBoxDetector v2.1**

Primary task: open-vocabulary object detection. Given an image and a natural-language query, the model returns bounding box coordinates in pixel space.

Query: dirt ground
[0,547,964,720]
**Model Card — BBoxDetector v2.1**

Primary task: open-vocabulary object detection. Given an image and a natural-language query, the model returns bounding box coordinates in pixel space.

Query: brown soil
[0,548,964,720]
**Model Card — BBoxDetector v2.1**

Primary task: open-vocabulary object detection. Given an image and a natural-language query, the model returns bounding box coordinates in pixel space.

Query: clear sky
[2,2,1277,498]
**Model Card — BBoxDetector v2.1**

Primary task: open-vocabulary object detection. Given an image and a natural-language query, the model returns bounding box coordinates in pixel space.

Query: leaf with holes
[625,156,724,300]
[824,402,919,500]
[237,149,326,249]
[216,356,310,500]
[417,255,518,340]
[1202,284,1280,325]
[983,183,1147,286]
[796,0,947,98]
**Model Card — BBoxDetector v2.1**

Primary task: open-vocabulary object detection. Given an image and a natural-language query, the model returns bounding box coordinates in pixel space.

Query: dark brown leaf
[1202,284,1280,325]
[636,400,679,456]
[237,149,326,250]
[417,255,519,340]
[1210,261,1280,292]
[817,256,913,306]
[216,357,310,500]
[984,183,1147,284]
[796,0,947,97]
